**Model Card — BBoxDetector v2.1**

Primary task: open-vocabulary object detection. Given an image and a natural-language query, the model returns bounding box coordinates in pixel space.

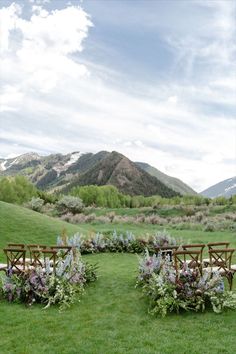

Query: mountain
[201,177,236,198]
[0,150,196,197]
[136,162,197,195]
[65,151,179,197]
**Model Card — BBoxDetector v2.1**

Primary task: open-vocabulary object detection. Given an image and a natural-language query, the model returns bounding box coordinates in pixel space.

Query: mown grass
[0,201,236,354]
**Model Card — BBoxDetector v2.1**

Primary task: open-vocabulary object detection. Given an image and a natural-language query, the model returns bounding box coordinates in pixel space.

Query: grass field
[0,201,236,354]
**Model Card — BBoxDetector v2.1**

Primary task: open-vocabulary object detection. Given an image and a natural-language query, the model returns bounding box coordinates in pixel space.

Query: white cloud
[0,3,92,97]
[0,1,235,192]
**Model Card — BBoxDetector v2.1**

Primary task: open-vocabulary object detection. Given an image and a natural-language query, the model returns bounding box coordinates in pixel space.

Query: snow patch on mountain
[53,152,82,177]
[0,161,7,171]
[64,152,82,167]
[225,183,236,192]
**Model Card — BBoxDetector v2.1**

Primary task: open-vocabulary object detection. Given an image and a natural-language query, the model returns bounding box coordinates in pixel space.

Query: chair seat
[185,259,201,265]
[203,266,227,275]
[0,263,7,270]
[19,258,31,264]
[9,265,26,273]
[231,264,236,271]
[202,258,210,265]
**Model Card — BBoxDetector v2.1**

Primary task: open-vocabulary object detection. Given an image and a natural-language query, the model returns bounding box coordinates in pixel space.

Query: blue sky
[0,0,235,191]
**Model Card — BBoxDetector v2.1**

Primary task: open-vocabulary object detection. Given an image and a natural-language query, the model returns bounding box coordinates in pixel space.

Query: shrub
[204,222,215,232]
[27,197,44,212]
[56,196,84,215]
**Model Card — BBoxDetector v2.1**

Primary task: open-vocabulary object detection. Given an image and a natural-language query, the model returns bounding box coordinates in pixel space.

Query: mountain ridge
[201,176,236,198]
[0,150,197,197]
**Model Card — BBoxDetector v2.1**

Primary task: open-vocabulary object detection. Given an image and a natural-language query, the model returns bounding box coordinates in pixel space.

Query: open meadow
[0,201,236,354]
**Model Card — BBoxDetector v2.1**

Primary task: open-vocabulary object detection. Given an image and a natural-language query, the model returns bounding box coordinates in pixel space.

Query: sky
[0,0,235,192]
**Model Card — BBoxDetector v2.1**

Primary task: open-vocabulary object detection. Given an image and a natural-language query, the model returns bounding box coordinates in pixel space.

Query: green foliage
[69,185,233,209]
[57,195,84,215]
[37,190,58,204]
[0,176,37,204]
[27,197,44,212]
[71,185,131,208]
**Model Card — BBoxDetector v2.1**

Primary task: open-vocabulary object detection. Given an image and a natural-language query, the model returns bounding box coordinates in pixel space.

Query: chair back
[49,246,72,258]
[30,248,57,273]
[41,249,58,273]
[208,248,235,273]
[173,250,202,274]
[207,242,230,250]
[27,244,47,263]
[7,243,25,249]
[182,244,205,263]
[3,248,26,273]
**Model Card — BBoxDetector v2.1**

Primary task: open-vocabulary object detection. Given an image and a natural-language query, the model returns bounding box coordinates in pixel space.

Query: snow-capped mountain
[201,176,236,198]
[0,150,196,196]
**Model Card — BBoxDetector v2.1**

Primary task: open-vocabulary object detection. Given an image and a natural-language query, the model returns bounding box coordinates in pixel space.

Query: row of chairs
[0,243,73,274]
[156,242,236,290]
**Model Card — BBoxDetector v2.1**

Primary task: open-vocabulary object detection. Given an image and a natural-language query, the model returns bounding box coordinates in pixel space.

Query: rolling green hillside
[0,201,80,252]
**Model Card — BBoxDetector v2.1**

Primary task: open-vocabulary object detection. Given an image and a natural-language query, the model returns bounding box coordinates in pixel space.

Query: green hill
[0,201,81,252]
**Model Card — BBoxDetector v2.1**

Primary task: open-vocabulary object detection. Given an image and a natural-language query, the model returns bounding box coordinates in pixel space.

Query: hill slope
[201,176,236,198]
[0,201,81,252]
[136,162,197,195]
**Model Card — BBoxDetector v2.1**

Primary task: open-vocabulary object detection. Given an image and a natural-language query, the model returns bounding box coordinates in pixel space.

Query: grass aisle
[0,253,236,354]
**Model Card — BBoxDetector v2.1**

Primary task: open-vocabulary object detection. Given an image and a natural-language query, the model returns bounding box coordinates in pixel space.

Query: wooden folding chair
[173,250,202,279]
[27,244,47,264]
[31,248,57,274]
[3,248,27,274]
[203,242,230,266]
[182,244,205,264]
[49,246,72,258]
[207,248,235,290]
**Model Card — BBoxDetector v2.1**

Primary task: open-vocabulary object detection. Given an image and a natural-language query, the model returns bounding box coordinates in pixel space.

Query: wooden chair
[27,244,47,264]
[182,244,205,264]
[31,248,57,274]
[207,248,235,290]
[173,250,202,279]
[3,248,27,274]
[49,246,72,258]
[203,242,230,266]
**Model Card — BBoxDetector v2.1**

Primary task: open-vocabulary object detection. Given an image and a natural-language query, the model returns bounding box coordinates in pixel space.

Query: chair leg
[227,273,233,291]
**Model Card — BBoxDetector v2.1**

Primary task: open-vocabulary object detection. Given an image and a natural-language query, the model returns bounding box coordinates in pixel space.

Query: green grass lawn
[0,201,236,354]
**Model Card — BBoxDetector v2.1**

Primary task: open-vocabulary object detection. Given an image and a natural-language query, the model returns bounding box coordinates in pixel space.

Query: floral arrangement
[137,250,236,317]
[57,229,178,254]
[0,249,97,310]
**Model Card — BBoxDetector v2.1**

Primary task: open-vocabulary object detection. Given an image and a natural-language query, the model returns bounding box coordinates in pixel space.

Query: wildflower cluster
[57,229,177,254]
[0,249,97,310]
[137,250,236,317]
